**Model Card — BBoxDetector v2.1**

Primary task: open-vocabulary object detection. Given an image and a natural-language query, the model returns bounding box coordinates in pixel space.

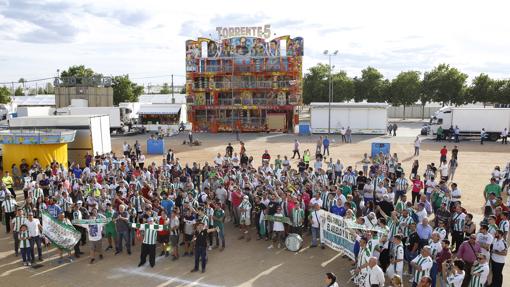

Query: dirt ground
[1,122,509,287]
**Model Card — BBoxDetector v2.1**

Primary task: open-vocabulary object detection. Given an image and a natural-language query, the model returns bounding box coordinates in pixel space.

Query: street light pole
[328,54,332,135]
[324,50,338,135]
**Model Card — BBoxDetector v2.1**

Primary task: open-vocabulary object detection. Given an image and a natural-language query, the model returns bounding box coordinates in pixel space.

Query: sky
[0,0,509,89]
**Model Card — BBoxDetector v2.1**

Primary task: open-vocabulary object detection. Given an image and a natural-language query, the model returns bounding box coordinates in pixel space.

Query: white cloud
[0,0,509,88]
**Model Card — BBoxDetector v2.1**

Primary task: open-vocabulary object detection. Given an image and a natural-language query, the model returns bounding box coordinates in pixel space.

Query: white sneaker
[277,243,281,249]
[208,246,212,251]
[409,278,413,283]
[267,245,273,249]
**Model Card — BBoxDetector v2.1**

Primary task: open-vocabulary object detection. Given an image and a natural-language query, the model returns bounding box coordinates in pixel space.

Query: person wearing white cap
[238,195,252,241]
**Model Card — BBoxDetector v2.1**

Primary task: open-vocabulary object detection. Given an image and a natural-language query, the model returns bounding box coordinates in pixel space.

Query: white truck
[310,102,388,134]
[55,106,132,132]
[7,115,112,164]
[428,106,510,141]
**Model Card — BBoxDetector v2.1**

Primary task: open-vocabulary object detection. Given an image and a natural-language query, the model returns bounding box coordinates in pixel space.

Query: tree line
[303,63,510,110]
[0,65,144,105]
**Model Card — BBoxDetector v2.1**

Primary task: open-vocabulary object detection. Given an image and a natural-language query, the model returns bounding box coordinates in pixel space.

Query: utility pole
[171,74,175,103]
[323,50,338,135]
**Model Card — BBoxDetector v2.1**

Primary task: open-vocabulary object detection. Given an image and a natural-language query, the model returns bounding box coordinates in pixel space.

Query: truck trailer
[310,102,388,134]
[55,106,132,132]
[427,106,510,141]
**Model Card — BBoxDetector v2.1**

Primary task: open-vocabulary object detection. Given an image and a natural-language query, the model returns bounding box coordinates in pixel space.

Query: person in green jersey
[104,203,116,251]
[133,217,166,268]
[411,246,433,286]
[212,202,225,250]
[483,178,501,200]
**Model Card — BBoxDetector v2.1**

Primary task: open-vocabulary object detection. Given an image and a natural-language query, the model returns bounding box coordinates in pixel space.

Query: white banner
[319,210,356,260]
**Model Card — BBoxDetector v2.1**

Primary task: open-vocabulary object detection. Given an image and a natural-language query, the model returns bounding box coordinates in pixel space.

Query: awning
[138,105,181,115]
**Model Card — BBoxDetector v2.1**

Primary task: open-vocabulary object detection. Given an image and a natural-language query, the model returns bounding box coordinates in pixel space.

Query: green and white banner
[319,210,356,260]
[72,218,111,225]
[264,215,291,225]
[42,211,81,251]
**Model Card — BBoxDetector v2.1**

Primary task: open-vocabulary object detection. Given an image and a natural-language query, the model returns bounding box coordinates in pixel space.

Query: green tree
[422,64,468,106]
[37,87,45,95]
[388,71,421,119]
[14,86,24,96]
[45,82,54,94]
[0,86,11,104]
[180,87,186,94]
[112,75,144,105]
[18,78,26,90]
[467,73,493,106]
[354,67,385,102]
[60,65,96,78]
[60,65,99,85]
[160,83,171,94]
[490,79,510,105]
[303,63,329,104]
[331,70,355,102]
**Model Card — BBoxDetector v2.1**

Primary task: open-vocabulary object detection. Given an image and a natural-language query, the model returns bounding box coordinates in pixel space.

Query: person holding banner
[74,213,107,264]
[55,212,77,264]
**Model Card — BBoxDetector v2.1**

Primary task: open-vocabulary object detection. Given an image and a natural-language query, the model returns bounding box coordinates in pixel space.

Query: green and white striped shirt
[399,215,414,238]
[498,220,509,234]
[292,208,304,227]
[131,223,166,245]
[387,217,399,238]
[488,224,498,236]
[12,216,27,232]
[469,262,489,287]
[18,230,30,248]
[395,178,408,191]
[2,199,17,213]
[428,239,442,258]
[357,247,371,269]
[452,212,466,232]
[33,188,44,201]
[412,254,433,283]
[130,196,143,213]
[434,227,447,240]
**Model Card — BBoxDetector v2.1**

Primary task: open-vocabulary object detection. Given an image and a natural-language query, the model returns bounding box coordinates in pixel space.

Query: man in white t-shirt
[476,224,493,261]
[213,153,223,166]
[414,136,421,156]
[26,212,43,262]
[76,215,106,264]
[490,230,507,287]
[365,257,385,287]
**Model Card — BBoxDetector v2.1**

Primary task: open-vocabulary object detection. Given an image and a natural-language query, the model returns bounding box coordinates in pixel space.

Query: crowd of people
[0,136,509,287]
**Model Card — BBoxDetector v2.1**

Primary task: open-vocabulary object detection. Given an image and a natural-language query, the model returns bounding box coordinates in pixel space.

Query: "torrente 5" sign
[216,25,271,40]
